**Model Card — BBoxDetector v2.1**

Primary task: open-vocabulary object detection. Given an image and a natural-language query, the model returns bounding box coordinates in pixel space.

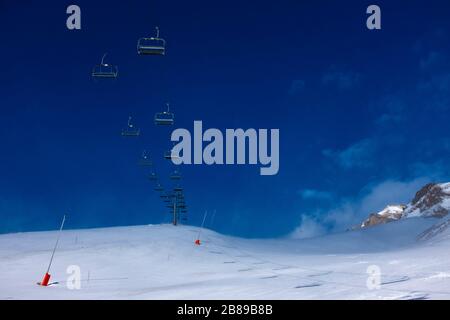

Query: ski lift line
[46,215,66,274]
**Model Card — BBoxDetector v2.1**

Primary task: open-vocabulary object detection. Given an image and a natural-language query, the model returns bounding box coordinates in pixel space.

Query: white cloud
[290,215,327,239]
[323,138,376,169]
[291,176,440,239]
[321,69,361,90]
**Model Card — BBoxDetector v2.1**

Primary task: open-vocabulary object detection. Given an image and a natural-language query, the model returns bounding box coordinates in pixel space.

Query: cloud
[321,68,361,90]
[419,51,446,71]
[290,215,327,239]
[417,73,450,110]
[323,139,377,169]
[298,189,334,201]
[374,95,406,127]
[290,175,442,239]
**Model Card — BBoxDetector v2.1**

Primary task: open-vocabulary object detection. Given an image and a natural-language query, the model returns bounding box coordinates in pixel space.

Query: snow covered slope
[404,183,450,218]
[1,220,450,300]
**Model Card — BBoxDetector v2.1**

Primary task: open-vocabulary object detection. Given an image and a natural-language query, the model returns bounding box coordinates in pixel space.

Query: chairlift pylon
[137,26,166,56]
[121,116,140,136]
[155,103,174,126]
[92,53,118,79]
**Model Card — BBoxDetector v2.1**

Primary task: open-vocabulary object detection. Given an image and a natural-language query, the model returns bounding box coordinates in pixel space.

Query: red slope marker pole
[195,211,208,246]
[39,215,66,286]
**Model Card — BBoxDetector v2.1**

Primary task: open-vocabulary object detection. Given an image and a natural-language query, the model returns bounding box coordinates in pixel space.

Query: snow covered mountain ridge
[360,182,450,229]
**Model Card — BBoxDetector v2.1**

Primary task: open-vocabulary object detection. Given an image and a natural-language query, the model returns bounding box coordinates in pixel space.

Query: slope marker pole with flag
[195,211,208,245]
[38,214,66,286]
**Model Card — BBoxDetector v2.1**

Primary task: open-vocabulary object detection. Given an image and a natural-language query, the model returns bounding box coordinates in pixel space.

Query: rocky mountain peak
[404,183,450,218]
[358,182,450,229]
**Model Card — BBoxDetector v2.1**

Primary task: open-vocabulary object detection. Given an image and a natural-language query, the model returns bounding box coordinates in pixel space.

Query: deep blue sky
[1,0,449,237]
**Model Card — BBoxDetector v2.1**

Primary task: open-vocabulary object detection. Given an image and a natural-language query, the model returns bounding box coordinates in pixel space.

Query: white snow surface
[439,183,450,194]
[376,205,405,218]
[1,219,450,300]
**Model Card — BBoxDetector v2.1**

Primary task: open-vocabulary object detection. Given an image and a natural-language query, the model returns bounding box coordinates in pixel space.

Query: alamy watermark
[366,265,381,290]
[66,5,81,30]
[66,265,82,290]
[170,121,280,176]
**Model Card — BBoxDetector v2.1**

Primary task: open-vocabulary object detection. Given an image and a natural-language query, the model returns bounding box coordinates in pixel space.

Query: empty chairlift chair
[121,116,140,136]
[154,184,164,192]
[137,27,166,56]
[155,103,174,126]
[139,150,152,166]
[170,170,181,180]
[148,172,158,181]
[92,53,118,79]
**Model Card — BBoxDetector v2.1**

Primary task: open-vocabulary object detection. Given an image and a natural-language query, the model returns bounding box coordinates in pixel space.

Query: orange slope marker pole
[39,215,66,286]
[195,211,208,245]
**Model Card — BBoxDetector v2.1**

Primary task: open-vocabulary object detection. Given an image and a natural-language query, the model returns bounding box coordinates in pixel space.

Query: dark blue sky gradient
[1,0,449,237]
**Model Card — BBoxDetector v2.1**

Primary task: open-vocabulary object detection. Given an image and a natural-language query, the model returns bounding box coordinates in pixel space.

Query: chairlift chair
[148,172,158,181]
[121,116,140,136]
[170,170,181,180]
[137,27,166,56]
[154,103,174,126]
[154,184,164,192]
[139,151,152,166]
[173,185,183,192]
[92,53,118,79]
